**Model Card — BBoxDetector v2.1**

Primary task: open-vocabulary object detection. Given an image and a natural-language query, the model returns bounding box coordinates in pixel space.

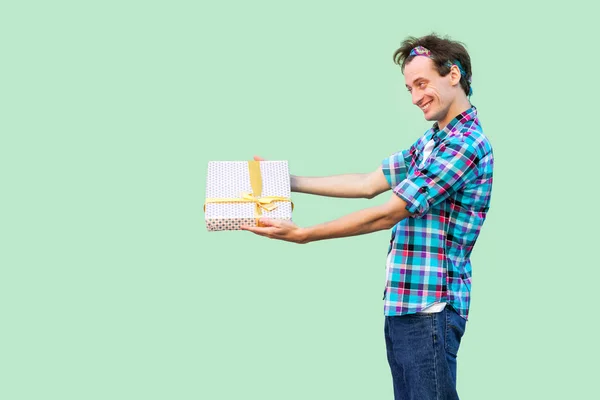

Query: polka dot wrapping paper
[204,161,293,231]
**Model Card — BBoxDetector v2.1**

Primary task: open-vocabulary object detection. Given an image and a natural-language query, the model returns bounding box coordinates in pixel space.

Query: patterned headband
[409,46,473,96]
[409,46,433,57]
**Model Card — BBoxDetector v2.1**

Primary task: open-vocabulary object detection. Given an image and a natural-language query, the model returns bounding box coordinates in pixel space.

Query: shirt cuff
[392,179,429,216]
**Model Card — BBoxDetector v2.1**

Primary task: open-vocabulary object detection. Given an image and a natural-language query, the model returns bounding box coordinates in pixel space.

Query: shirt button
[419,187,428,194]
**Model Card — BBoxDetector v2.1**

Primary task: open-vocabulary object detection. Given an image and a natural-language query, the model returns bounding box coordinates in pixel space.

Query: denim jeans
[384,305,467,400]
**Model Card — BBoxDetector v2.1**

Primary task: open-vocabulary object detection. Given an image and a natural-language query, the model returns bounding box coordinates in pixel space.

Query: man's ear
[449,65,462,86]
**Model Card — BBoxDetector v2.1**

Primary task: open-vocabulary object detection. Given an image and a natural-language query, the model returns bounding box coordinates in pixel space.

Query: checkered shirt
[381,106,493,319]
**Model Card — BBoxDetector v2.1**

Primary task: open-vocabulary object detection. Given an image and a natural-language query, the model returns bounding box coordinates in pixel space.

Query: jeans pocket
[444,306,466,357]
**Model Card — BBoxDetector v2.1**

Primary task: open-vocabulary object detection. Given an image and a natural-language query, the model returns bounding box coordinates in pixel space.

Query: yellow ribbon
[204,193,294,212]
[204,161,293,225]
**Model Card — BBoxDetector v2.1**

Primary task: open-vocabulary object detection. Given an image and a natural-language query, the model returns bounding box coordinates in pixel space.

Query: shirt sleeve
[381,149,411,189]
[392,135,480,216]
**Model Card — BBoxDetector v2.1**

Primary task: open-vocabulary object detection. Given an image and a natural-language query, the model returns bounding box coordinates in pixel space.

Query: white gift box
[204,160,293,231]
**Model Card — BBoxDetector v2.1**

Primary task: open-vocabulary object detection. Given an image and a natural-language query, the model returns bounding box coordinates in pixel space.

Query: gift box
[204,160,293,231]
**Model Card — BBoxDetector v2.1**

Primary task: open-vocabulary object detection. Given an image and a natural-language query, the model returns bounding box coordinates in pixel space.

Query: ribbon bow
[203,193,293,213]
[240,193,293,213]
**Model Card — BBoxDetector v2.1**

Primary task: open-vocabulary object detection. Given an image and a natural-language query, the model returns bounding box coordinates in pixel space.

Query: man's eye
[419,82,427,88]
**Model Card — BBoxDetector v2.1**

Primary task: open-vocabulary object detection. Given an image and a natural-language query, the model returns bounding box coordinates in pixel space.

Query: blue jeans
[384,305,467,400]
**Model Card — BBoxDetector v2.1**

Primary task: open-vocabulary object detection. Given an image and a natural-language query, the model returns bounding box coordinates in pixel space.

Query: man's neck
[437,96,472,130]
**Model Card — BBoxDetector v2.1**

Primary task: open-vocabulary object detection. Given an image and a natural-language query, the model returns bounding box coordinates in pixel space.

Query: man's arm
[298,193,411,243]
[291,166,390,199]
[241,193,412,244]
[253,156,390,199]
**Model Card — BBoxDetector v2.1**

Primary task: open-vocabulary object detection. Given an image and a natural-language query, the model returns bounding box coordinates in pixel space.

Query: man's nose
[412,90,422,106]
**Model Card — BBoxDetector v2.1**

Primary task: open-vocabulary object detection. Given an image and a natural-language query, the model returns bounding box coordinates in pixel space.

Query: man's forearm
[291,174,372,198]
[298,200,411,244]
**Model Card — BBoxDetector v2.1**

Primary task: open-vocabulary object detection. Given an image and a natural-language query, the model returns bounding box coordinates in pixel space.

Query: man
[242,33,493,400]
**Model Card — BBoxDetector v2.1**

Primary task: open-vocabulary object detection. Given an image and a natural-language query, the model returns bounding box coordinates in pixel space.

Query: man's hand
[248,155,304,243]
[240,218,307,244]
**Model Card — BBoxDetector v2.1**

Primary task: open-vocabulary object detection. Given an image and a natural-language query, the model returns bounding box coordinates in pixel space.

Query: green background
[2,1,598,399]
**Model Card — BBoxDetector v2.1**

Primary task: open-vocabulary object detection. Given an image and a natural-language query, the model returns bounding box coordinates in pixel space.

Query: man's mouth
[420,101,432,111]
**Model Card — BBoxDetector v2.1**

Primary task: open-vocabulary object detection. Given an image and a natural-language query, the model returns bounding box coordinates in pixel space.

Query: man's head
[394,34,472,127]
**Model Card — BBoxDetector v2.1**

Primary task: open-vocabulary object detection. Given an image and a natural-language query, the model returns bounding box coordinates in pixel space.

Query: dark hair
[393,33,472,96]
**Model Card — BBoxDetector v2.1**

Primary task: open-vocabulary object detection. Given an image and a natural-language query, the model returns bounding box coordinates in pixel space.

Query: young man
[242,34,494,400]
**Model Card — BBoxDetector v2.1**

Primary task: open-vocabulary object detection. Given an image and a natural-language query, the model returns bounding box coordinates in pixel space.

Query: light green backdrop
[2,1,598,399]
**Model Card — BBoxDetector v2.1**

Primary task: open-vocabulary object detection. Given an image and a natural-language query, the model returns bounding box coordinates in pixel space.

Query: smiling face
[404,56,463,129]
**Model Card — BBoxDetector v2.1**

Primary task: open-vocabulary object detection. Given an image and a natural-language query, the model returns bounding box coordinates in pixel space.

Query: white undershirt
[419,137,436,169]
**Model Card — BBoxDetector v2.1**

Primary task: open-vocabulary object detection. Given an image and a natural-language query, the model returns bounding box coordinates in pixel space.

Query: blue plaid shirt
[381,106,493,319]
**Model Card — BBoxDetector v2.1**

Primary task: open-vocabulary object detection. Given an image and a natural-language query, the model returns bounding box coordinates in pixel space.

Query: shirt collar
[431,106,479,142]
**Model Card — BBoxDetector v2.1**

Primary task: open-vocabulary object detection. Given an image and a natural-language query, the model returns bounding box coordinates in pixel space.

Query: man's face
[404,57,455,123]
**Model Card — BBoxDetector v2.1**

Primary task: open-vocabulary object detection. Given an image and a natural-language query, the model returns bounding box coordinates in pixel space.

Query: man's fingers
[240,225,260,233]
[253,155,265,161]
[240,225,275,237]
